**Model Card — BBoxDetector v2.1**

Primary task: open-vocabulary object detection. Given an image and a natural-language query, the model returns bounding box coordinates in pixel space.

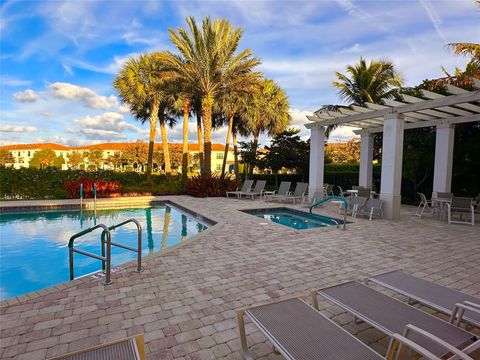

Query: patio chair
[350,196,368,217]
[314,281,478,358]
[356,198,383,220]
[264,181,291,201]
[302,191,324,208]
[447,197,475,226]
[238,180,266,200]
[336,185,344,197]
[49,334,145,360]
[370,270,480,328]
[226,179,254,198]
[416,192,440,217]
[237,297,450,360]
[281,182,308,203]
[357,188,372,198]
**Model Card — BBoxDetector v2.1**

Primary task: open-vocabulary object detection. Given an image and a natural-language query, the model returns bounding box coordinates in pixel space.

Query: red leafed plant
[63,177,122,198]
[185,174,239,197]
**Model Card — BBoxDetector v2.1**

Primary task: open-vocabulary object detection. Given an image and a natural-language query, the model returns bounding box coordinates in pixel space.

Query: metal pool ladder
[309,196,348,230]
[68,218,142,285]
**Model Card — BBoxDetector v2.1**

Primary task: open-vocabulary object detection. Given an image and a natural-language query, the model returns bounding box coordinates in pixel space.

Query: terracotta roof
[0,143,70,151]
[0,142,227,152]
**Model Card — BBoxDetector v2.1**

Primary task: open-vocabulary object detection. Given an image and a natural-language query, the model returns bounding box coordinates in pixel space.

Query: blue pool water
[0,203,209,300]
[242,208,346,230]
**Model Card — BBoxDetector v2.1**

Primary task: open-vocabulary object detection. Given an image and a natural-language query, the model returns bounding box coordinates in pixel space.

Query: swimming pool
[0,202,212,300]
[242,207,346,230]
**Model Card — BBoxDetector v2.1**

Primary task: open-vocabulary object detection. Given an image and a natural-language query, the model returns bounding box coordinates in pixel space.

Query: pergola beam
[353,113,480,134]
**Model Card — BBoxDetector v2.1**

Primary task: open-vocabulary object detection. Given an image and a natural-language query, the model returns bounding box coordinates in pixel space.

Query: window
[216,164,222,171]
[18,152,21,156]
[28,151,31,157]
[216,152,224,159]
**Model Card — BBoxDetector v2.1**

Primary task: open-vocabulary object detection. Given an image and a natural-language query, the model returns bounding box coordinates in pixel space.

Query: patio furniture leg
[237,310,254,360]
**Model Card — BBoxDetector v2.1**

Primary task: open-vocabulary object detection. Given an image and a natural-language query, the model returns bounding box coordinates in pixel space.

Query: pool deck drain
[0,195,479,360]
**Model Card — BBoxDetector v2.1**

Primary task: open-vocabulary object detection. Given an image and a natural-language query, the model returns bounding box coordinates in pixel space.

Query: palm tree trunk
[146,100,159,183]
[221,112,234,176]
[182,98,190,182]
[159,110,171,175]
[250,131,260,177]
[161,206,171,250]
[202,95,214,175]
[196,109,204,175]
[233,131,239,179]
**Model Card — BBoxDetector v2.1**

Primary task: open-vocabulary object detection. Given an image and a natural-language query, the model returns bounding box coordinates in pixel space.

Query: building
[0,142,235,173]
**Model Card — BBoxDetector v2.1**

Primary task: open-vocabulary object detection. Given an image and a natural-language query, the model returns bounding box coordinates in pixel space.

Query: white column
[380,113,405,220]
[433,124,455,193]
[308,125,325,198]
[359,131,374,188]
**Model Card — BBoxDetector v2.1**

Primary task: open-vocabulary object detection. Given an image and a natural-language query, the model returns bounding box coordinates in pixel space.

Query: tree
[241,78,291,176]
[0,150,14,165]
[325,139,360,164]
[332,57,402,105]
[29,149,56,169]
[259,128,310,180]
[156,144,190,172]
[163,16,261,174]
[86,148,103,170]
[67,151,84,169]
[108,153,123,170]
[114,53,175,181]
[122,141,148,171]
[54,155,65,169]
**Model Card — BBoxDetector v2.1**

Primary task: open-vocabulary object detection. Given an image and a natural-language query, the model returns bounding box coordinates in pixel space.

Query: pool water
[242,208,345,230]
[0,203,209,300]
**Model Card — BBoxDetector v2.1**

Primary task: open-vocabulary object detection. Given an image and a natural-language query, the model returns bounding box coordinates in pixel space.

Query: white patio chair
[416,192,440,217]
[357,198,383,220]
[447,197,475,226]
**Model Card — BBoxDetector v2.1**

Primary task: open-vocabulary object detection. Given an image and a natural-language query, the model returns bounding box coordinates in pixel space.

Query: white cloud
[328,126,359,143]
[12,89,38,102]
[74,112,142,133]
[73,128,127,141]
[49,82,118,110]
[0,75,32,87]
[0,124,38,133]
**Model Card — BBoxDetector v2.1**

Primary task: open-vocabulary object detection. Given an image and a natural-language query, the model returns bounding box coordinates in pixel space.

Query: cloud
[0,124,38,133]
[49,82,118,110]
[38,111,55,118]
[74,112,142,133]
[0,75,32,87]
[12,89,38,102]
[418,0,447,43]
[71,128,128,141]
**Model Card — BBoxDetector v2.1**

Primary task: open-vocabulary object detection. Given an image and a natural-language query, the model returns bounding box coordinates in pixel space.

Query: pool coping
[0,196,220,307]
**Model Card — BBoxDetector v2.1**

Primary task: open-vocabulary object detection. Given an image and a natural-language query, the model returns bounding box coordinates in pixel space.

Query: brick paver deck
[1,196,479,360]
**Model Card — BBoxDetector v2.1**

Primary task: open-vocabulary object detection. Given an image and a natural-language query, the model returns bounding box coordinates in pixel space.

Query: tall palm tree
[162,16,261,174]
[218,73,261,175]
[332,57,402,105]
[114,53,174,182]
[242,78,291,176]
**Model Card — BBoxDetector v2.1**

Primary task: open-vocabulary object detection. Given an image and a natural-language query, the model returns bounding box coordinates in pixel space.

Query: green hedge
[0,167,183,200]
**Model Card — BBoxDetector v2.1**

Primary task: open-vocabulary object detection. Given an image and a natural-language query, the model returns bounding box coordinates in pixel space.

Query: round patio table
[345,189,377,197]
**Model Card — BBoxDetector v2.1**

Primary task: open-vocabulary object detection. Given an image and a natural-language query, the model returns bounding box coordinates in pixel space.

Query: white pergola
[306,79,480,220]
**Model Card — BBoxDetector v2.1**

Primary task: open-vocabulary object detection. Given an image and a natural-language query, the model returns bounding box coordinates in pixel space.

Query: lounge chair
[238,180,266,200]
[324,183,334,197]
[447,197,475,226]
[302,191,324,208]
[226,179,254,198]
[343,196,367,217]
[314,281,478,358]
[281,182,308,203]
[370,270,480,328]
[356,198,383,220]
[49,334,145,359]
[237,297,449,360]
[264,181,291,201]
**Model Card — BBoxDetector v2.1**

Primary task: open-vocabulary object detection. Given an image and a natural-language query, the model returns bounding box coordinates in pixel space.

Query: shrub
[185,174,239,197]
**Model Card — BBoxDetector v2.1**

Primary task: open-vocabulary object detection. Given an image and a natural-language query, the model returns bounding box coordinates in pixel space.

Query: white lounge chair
[281,182,308,203]
[447,197,475,226]
[226,180,254,198]
[356,198,383,220]
[238,180,266,200]
[265,181,291,201]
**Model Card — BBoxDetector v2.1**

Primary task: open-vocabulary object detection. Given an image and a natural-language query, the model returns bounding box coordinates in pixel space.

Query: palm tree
[114,53,174,182]
[242,78,291,176]
[323,57,402,137]
[332,57,402,105]
[162,16,261,174]
[218,73,262,175]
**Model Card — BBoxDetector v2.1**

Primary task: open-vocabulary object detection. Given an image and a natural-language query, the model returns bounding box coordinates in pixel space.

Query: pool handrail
[100,218,143,273]
[68,223,112,285]
[309,196,348,230]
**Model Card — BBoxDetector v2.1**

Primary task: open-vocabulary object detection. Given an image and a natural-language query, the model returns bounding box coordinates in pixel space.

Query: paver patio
[1,195,479,360]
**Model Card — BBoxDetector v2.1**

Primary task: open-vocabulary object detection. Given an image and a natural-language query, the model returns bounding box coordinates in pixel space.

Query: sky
[1,0,479,147]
